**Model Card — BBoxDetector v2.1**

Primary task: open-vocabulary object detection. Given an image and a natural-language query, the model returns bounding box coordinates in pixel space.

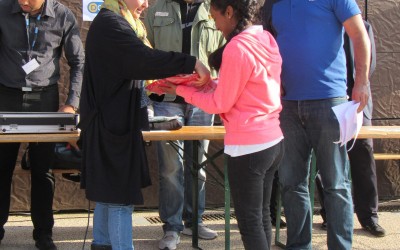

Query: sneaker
[159,231,180,250]
[34,235,57,250]
[182,223,218,240]
[363,222,386,237]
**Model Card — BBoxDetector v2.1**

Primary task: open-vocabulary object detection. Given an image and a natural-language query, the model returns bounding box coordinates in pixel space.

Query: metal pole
[365,0,368,21]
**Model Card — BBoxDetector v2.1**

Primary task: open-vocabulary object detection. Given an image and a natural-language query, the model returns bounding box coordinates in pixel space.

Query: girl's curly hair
[208,0,262,71]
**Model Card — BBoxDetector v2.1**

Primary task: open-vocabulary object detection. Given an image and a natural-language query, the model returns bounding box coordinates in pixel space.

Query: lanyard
[25,12,42,60]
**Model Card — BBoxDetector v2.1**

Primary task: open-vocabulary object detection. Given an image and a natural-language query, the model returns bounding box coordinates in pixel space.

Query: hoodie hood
[232,25,282,68]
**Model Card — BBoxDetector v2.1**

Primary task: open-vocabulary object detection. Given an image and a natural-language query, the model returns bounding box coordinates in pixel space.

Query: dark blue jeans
[227,141,284,250]
[153,101,213,232]
[279,98,353,250]
[0,84,58,240]
[317,116,379,227]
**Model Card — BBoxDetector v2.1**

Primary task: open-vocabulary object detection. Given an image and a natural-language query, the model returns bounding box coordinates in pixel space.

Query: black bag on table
[149,116,182,130]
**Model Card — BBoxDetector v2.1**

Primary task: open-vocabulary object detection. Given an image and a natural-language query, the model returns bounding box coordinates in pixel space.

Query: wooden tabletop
[358,126,400,139]
[0,132,80,143]
[1,126,400,143]
[142,126,225,141]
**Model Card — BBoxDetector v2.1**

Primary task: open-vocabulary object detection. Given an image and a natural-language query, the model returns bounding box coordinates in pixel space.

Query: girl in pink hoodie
[161,0,283,248]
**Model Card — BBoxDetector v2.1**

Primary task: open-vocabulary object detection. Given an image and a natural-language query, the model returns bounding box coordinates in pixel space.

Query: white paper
[332,101,363,150]
[22,58,40,74]
[83,0,104,21]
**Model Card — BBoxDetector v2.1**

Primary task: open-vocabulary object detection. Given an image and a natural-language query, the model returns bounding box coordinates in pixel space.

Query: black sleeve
[100,10,196,80]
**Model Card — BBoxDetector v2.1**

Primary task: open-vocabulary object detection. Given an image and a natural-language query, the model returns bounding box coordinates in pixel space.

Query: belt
[21,85,57,92]
[0,84,57,93]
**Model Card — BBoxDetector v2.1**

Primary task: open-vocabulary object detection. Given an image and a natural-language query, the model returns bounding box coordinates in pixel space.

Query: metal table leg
[192,140,199,248]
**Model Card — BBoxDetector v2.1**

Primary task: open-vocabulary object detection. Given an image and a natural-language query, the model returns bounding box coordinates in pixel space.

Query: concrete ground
[1,204,399,250]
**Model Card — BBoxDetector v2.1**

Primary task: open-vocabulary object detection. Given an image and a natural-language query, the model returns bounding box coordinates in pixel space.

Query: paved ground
[1,205,399,250]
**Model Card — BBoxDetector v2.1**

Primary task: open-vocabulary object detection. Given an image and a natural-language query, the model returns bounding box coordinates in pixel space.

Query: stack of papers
[331,101,363,150]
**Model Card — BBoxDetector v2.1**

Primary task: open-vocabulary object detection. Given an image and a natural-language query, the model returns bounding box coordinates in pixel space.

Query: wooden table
[2,125,400,250]
[358,126,400,139]
[2,125,397,142]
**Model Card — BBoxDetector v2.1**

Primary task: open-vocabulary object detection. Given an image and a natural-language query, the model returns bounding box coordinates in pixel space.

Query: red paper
[146,74,217,95]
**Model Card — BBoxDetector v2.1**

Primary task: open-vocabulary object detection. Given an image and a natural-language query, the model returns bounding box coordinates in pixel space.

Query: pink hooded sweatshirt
[176,25,283,145]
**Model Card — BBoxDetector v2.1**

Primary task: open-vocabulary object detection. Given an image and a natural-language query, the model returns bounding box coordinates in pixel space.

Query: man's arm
[59,10,85,113]
[343,14,371,112]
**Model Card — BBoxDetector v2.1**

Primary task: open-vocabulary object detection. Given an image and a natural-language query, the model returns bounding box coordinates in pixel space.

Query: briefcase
[0,112,79,133]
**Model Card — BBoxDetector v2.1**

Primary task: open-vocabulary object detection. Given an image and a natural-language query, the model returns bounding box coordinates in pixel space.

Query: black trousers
[227,141,284,250]
[269,171,280,220]
[0,84,59,240]
[316,117,379,226]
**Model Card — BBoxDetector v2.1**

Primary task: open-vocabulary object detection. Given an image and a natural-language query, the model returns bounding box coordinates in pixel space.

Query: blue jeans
[278,98,353,250]
[92,202,134,250]
[153,102,213,232]
[228,141,284,250]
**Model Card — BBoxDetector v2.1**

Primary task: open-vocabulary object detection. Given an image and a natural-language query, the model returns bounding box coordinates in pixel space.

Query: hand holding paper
[332,101,363,150]
[145,73,217,95]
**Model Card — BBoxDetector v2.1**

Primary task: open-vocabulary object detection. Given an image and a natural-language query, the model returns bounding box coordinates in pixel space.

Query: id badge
[22,58,40,74]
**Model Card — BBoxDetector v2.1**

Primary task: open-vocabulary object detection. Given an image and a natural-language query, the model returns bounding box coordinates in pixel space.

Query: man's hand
[352,81,369,112]
[58,105,76,114]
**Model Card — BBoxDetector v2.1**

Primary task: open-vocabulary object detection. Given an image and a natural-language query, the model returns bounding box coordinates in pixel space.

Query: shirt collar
[11,0,55,18]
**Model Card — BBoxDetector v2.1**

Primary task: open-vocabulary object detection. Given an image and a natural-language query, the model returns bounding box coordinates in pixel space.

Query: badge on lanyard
[22,12,42,74]
[22,58,40,74]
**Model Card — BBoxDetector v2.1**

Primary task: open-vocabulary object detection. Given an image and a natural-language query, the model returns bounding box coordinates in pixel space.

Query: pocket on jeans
[248,150,269,176]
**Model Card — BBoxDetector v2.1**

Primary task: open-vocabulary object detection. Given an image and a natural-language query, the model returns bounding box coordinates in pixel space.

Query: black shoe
[35,235,57,250]
[271,217,287,228]
[321,221,327,230]
[61,173,81,182]
[363,222,386,237]
[91,244,112,250]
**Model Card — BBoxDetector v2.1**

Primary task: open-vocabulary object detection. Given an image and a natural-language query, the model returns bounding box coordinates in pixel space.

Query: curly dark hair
[208,0,263,71]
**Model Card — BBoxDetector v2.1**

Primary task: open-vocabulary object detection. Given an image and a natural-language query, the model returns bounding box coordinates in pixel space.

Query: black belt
[21,84,57,92]
[0,84,57,92]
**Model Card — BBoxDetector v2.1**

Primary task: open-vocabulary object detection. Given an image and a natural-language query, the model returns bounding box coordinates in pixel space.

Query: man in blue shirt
[316,19,386,237]
[265,0,371,249]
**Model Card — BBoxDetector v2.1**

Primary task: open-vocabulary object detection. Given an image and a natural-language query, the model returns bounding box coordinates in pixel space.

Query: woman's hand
[193,59,211,87]
[158,82,178,95]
